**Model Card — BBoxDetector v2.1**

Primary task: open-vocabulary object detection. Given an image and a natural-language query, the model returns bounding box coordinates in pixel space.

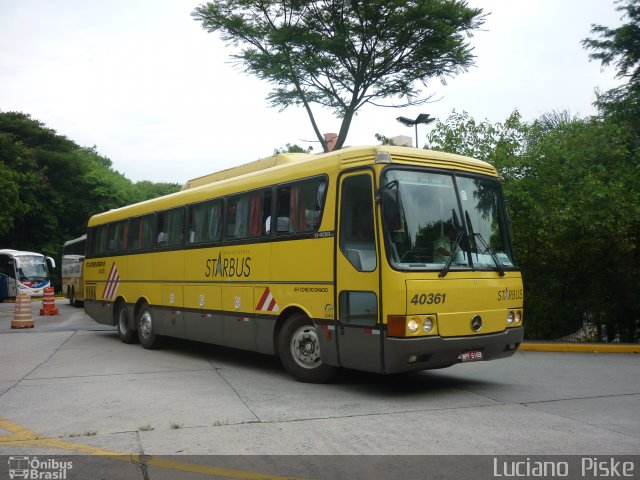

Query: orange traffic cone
[12,293,34,329]
[40,287,59,315]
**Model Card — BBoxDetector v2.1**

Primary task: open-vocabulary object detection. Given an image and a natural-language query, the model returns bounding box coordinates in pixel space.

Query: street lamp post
[396,113,435,148]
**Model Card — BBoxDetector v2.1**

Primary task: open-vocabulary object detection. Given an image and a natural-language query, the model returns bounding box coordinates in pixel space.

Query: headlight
[423,318,433,333]
[407,318,419,333]
[507,311,515,325]
[387,315,438,337]
[515,311,522,325]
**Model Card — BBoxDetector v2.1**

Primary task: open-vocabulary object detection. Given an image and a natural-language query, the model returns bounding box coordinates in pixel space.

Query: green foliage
[132,181,182,203]
[193,0,485,151]
[428,110,640,341]
[428,110,527,170]
[583,0,640,141]
[273,143,311,154]
[374,133,397,146]
[517,119,639,339]
[0,111,180,290]
[582,0,640,87]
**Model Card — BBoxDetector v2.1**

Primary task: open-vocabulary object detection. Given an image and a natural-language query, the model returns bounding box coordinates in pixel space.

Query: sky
[0,0,625,184]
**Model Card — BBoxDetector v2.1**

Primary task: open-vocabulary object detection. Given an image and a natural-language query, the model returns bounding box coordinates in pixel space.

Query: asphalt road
[1,299,639,479]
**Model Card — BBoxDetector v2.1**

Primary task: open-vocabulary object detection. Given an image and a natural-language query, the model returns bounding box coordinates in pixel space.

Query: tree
[192,0,485,152]
[273,142,311,154]
[579,1,640,342]
[582,0,640,136]
[0,111,180,289]
[427,109,527,171]
[374,133,397,146]
[428,110,640,341]
[132,180,182,202]
[582,0,640,88]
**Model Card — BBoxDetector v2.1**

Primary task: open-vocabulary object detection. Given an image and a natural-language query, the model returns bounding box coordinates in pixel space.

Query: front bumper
[384,327,524,373]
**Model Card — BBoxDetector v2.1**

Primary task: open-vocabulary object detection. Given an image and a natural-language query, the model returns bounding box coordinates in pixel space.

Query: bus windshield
[381,169,515,272]
[15,255,49,282]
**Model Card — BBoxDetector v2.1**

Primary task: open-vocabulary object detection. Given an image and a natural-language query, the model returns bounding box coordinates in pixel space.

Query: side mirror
[46,256,56,269]
[382,189,402,231]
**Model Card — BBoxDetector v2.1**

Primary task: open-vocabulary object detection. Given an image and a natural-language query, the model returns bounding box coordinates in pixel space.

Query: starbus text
[204,254,251,278]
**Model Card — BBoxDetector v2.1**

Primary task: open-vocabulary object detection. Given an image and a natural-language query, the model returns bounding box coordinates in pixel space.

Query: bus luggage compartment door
[222,286,255,351]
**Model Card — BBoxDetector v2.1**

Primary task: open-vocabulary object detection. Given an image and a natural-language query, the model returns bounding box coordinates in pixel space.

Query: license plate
[459,350,483,362]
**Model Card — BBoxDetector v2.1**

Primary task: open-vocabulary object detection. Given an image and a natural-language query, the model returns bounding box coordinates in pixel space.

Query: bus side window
[0,255,14,279]
[141,215,154,249]
[227,190,270,240]
[188,199,223,244]
[207,201,223,242]
[188,204,202,244]
[156,208,184,247]
[107,220,128,254]
[89,225,108,257]
[312,179,327,229]
[339,291,378,326]
[271,187,291,234]
[274,177,326,235]
[129,215,154,251]
[157,213,167,246]
[129,217,141,250]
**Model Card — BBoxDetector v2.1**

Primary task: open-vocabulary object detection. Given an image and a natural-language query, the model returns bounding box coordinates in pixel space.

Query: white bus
[0,249,56,300]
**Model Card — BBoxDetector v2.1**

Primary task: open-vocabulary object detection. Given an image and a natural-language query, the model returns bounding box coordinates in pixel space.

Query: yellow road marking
[521,342,640,353]
[0,417,308,479]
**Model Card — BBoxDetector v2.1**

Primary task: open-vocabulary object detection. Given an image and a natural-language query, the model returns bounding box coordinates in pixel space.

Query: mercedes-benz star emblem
[471,315,483,332]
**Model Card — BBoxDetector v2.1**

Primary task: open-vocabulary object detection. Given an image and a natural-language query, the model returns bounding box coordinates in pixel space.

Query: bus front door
[336,171,383,373]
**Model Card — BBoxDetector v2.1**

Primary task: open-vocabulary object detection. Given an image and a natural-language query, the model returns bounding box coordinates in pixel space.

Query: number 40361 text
[410,293,447,305]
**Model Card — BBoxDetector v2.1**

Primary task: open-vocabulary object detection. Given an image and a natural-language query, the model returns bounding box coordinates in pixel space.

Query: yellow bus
[62,234,86,307]
[84,146,523,382]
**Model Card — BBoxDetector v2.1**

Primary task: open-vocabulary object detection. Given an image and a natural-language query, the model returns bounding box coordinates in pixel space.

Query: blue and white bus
[0,249,56,300]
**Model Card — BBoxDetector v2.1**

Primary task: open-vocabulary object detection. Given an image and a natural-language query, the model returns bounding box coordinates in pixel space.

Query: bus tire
[138,304,162,349]
[70,288,81,308]
[278,312,336,383]
[116,303,138,344]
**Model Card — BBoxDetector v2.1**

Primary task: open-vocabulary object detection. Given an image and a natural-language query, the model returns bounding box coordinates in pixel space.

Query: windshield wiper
[439,230,465,278]
[472,232,505,276]
[465,210,505,277]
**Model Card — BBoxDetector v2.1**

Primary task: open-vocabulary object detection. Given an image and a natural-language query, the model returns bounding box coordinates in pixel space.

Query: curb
[521,342,640,353]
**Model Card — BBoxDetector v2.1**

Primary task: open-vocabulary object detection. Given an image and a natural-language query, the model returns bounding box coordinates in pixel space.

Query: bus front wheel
[138,304,162,349]
[278,312,336,383]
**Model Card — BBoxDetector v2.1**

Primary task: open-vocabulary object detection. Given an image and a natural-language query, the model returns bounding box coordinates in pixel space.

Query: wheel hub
[140,312,152,339]
[291,326,321,369]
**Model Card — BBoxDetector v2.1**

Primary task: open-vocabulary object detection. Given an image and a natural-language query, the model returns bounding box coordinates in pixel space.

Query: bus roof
[63,234,87,247]
[89,145,497,227]
[181,152,311,190]
[0,249,45,258]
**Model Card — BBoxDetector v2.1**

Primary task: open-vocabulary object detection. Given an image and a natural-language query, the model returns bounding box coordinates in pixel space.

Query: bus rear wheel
[138,304,162,349]
[69,287,82,308]
[116,303,138,344]
[278,312,336,383]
